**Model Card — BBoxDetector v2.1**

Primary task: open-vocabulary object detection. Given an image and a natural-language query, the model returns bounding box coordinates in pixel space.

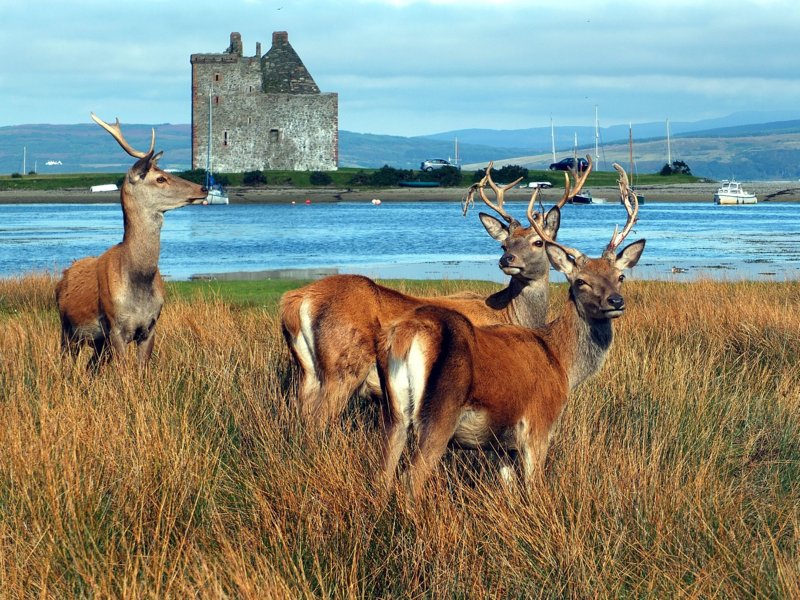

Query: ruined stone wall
[190,32,338,173]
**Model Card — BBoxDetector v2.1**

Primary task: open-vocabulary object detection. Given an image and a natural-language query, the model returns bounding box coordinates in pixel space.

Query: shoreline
[2,181,800,204]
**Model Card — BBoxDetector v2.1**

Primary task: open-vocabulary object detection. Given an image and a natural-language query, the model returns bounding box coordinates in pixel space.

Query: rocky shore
[2,181,800,204]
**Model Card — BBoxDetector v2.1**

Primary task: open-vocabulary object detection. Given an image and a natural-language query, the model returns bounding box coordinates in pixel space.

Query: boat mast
[206,85,213,189]
[666,117,672,165]
[550,117,556,164]
[628,122,634,178]
[594,105,599,166]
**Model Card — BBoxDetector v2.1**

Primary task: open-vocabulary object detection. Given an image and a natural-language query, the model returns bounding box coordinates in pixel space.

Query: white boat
[205,184,229,205]
[713,180,757,205]
[90,183,118,193]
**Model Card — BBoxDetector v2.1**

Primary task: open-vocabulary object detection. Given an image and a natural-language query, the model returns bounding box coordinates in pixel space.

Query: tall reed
[0,274,797,598]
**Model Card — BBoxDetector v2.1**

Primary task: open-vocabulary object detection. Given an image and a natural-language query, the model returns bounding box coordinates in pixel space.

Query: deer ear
[545,242,575,275]
[479,212,509,242]
[615,239,646,270]
[544,207,560,239]
[130,151,156,181]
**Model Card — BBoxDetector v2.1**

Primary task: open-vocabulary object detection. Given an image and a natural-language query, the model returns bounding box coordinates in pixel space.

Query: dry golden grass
[1,274,798,598]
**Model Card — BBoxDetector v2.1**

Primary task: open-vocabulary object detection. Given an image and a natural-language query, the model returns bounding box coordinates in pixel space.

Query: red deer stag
[56,113,208,368]
[377,163,644,501]
[280,157,593,426]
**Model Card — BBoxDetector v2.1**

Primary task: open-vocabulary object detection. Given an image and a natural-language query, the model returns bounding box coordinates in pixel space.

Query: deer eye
[619,274,626,282]
[533,240,543,248]
[156,176,167,184]
[575,279,588,287]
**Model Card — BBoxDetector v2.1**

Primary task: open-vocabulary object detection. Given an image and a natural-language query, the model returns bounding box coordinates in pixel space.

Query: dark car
[548,157,589,171]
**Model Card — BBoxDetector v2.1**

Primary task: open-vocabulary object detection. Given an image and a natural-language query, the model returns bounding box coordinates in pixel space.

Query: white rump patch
[388,335,427,429]
[406,337,427,426]
[295,300,318,394]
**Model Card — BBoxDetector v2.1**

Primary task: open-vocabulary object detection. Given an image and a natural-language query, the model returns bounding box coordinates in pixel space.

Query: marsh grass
[0,275,798,598]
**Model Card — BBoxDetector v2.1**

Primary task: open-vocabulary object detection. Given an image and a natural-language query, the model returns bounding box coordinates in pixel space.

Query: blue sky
[2,0,799,136]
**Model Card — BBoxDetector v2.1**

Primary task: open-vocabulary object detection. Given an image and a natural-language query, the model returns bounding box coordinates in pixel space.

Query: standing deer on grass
[377,163,645,501]
[280,157,594,426]
[55,114,208,368]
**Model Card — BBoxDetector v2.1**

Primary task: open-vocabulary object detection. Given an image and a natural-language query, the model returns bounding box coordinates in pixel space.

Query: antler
[90,113,155,159]
[563,154,593,206]
[525,154,593,228]
[474,161,524,224]
[604,163,640,257]
[527,189,584,260]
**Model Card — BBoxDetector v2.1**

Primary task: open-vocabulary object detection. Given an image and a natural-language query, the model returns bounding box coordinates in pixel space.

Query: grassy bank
[1,274,797,597]
[0,168,700,192]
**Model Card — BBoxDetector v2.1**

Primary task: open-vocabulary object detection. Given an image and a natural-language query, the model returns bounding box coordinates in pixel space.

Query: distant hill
[464,121,800,181]
[2,111,799,180]
[0,122,192,175]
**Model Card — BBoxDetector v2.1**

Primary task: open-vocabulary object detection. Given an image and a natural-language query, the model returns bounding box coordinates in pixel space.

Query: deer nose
[608,294,625,310]
[499,253,516,268]
[201,186,209,193]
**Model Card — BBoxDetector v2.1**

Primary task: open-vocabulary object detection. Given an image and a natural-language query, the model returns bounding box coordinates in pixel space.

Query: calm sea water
[1,200,799,282]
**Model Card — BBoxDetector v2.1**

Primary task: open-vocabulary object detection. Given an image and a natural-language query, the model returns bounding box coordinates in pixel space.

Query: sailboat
[205,89,229,205]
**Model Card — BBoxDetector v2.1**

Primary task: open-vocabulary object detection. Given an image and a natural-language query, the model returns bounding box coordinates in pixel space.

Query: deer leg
[315,370,364,424]
[519,428,549,489]
[87,335,109,372]
[377,401,410,494]
[405,406,461,502]
[137,329,156,367]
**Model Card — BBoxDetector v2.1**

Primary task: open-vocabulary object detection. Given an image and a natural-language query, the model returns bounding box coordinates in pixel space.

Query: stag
[377,163,644,501]
[55,114,208,368]
[280,158,594,426]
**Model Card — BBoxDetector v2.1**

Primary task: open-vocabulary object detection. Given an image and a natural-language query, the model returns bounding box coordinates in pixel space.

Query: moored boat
[398,181,441,188]
[713,180,757,205]
[571,190,606,204]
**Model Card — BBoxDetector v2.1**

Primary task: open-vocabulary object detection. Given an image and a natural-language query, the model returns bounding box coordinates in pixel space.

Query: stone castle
[190,32,338,173]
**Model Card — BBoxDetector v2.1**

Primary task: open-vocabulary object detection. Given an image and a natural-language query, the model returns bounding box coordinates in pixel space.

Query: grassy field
[0,274,797,598]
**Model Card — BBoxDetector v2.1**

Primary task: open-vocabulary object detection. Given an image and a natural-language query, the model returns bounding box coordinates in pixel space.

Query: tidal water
[1,200,799,282]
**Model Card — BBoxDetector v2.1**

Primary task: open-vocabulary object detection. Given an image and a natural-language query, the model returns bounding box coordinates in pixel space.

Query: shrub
[470,164,527,184]
[243,170,267,185]
[347,171,372,186]
[429,165,463,187]
[369,165,415,186]
[178,169,207,185]
[659,160,692,176]
[309,171,333,186]
[10,172,22,178]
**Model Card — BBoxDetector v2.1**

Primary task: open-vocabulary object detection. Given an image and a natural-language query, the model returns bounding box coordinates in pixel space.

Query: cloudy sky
[2,0,799,137]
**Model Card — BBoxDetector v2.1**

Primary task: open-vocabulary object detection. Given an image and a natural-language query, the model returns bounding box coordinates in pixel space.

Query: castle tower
[190,32,338,173]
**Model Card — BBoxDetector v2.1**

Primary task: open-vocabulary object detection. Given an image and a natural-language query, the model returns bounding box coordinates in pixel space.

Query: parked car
[420,158,453,171]
[548,157,589,172]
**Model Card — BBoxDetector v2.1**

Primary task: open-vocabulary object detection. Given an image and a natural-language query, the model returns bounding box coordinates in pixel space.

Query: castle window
[214,73,221,82]
[223,131,229,146]
[213,96,220,105]
[269,129,280,143]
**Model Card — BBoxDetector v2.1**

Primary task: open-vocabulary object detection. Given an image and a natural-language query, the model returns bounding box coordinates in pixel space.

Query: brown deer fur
[279,208,560,425]
[377,207,645,500]
[56,115,207,367]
